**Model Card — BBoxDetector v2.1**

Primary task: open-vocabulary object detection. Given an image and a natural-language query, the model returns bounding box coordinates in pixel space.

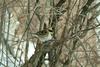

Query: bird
[31,28,53,42]
[30,28,53,66]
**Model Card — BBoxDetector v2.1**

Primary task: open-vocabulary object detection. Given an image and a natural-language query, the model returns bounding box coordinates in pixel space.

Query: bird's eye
[48,29,53,32]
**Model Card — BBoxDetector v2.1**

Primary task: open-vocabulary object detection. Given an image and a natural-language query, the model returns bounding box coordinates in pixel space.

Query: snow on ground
[0,40,36,67]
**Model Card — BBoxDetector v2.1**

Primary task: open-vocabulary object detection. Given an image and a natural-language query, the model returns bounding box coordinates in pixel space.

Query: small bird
[31,28,53,42]
[31,28,53,66]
